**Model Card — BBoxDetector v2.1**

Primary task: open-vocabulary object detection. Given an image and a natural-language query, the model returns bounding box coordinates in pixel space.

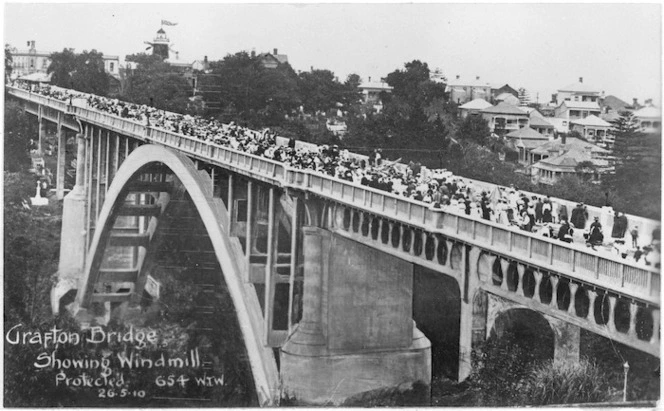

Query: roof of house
[532,138,611,171]
[528,115,554,128]
[496,92,520,102]
[492,84,518,97]
[633,106,661,119]
[459,98,492,110]
[571,114,611,127]
[446,77,491,88]
[559,101,601,110]
[359,81,393,91]
[558,81,600,94]
[481,101,528,115]
[258,52,289,65]
[506,127,547,140]
[530,137,609,156]
[602,95,629,111]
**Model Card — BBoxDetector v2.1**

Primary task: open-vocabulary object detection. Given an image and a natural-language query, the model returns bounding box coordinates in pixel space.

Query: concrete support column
[587,290,598,322]
[607,295,618,333]
[52,130,89,314]
[244,180,253,280]
[263,187,277,344]
[499,259,510,291]
[549,276,560,309]
[650,310,660,346]
[281,227,430,405]
[38,113,46,155]
[548,316,581,363]
[285,226,326,347]
[532,270,543,303]
[627,302,639,339]
[458,297,474,382]
[55,113,67,199]
[567,283,579,316]
[515,264,525,296]
[287,196,299,333]
[227,173,234,228]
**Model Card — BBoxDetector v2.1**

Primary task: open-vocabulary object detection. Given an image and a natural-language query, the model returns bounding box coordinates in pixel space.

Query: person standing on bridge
[571,203,587,230]
[557,202,568,224]
[587,217,604,249]
[542,197,553,223]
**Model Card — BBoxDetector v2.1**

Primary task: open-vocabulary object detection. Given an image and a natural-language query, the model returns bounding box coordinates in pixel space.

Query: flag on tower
[161,20,178,26]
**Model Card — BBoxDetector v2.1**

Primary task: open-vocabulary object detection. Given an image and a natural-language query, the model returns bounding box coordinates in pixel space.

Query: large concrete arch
[74,144,279,406]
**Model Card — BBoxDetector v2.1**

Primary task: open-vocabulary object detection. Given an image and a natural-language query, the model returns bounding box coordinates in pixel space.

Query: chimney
[204,55,208,63]
[561,133,567,145]
[175,51,179,60]
[633,98,638,107]
[646,98,653,106]
[579,77,583,83]
[273,48,278,55]
[251,48,256,58]
[368,76,371,82]
[456,75,460,80]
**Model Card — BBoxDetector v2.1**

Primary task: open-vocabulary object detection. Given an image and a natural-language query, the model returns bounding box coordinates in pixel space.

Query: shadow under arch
[74,144,279,405]
[489,307,555,362]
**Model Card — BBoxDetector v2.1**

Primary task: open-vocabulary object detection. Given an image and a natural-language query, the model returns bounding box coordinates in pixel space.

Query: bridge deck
[7,86,659,306]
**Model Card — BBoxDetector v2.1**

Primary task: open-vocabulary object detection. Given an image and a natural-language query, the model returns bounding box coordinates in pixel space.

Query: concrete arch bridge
[7,86,660,406]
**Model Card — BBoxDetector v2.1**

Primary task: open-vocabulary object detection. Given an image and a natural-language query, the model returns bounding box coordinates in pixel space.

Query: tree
[386,60,431,101]
[607,111,661,218]
[574,160,597,181]
[518,87,531,105]
[123,53,197,114]
[47,48,77,89]
[5,43,13,83]
[298,69,344,114]
[456,115,491,145]
[48,48,110,96]
[4,101,35,172]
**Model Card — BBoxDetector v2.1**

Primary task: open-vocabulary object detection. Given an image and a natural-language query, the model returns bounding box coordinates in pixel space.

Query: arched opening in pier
[412,265,461,380]
[488,308,555,363]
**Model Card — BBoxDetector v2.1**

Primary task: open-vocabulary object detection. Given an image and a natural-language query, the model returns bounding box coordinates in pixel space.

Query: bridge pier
[52,131,88,314]
[280,226,431,405]
[55,113,67,200]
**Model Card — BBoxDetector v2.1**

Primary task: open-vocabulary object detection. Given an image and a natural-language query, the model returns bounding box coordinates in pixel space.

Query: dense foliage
[123,53,200,115]
[48,49,110,96]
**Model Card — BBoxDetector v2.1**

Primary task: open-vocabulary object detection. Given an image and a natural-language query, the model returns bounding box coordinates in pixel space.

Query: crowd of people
[15,82,660,268]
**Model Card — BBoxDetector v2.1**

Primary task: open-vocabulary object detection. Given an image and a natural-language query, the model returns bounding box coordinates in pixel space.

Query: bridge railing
[293,167,659,304]
[7,86,659,304]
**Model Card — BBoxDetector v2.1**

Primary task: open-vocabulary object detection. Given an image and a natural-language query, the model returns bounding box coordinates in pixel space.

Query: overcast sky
[4,2,662,105]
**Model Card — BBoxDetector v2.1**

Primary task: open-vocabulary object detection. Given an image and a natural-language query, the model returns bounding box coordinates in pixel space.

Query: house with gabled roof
[257,48,289,69]
[554,100,601,123]
[633,105,662,134]
[528,114,555,138]
[555,77,603,105]
[570,115,613,147]
[480,102,529,134]
[491,84,518,101]
[601,95,630,115]
[458,98,492,118]
[506,127,549,165]
[446,75,492,104]
[529,136,612,184]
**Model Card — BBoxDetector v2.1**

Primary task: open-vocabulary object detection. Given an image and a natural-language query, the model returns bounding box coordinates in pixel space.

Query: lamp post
[622,361,630,402]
